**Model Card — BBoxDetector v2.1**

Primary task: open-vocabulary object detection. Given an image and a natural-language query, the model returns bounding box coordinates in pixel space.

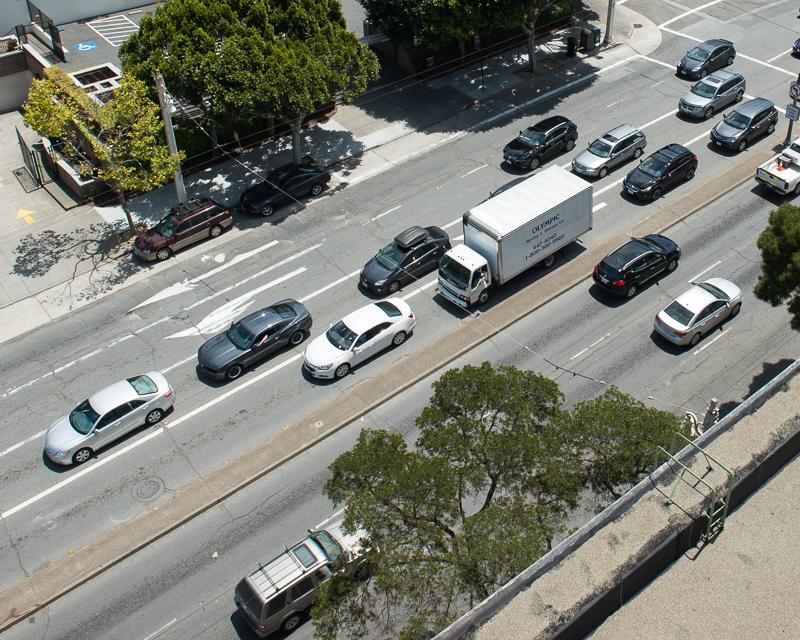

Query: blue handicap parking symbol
[74,41,98,52]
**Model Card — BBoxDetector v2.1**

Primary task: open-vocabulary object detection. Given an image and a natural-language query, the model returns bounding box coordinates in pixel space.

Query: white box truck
[437,165,592,308]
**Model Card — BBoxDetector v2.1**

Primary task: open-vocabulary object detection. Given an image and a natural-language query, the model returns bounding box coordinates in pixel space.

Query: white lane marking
[593,202,607,213]
[570,347,589,360]
[130,240,279,311]
[693,328,731,355]
[570,333,610,360]
[659,0,726,28]
[401,278,439,300]
[0,430,47,459]
[461,164,488,178]
[768,49,792,63]
[688,260,722,283]
[142,619,178,640]
[299,270,361,303]
[442,218,461,230]
[167,268,307,338]
[161,354,198,374]
[595,177,626,197]
[135,317,171,334]
[1,373,52,399]
[315,508,345,530]
[638,108,678,128]
[0,354,304,521]
[370,205,402,223]
[52,348,104,374]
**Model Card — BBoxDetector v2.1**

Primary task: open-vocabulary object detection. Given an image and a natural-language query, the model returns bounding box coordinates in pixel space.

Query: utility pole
[604,0,615,45]
[155,70,187,205]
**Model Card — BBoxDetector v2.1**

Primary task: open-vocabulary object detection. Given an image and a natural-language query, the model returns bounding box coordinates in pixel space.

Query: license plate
[715,141,722,147]
[599,275,609,284]
[626,186,635,194]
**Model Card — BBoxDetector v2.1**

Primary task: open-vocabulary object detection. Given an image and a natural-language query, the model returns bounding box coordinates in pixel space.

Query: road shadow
[717,358,795,418]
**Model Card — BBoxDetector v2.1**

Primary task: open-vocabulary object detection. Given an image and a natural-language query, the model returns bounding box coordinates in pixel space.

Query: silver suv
[679,69,745,119]
[572,124,647,178]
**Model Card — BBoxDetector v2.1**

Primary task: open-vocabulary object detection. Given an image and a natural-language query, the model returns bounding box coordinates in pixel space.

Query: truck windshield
[439,255,471,289]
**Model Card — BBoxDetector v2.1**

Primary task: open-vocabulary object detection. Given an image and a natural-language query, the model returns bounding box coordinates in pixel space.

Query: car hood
[625,168,657,189]
[361,256,394,285]
[678,55,703,72]
[573,149,607,170]
[713,120,744,140]
[240,182,277,206]
[504,138,536,155]
[45,416,86,452]
[135,229,163,249]
[680,91,710,108]
[198,332,244,370]
[304,333,348,368]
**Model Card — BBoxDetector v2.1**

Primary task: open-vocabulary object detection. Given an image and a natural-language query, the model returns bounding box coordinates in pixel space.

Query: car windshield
[686,47,710,62]
[326,320,357,351]
[154,215,177,238]
[438,255,471,289]
[723,111,750,130]
[691,81,717,98]
[375,243,408,270]
[637,155,668,178]
[69,399,100,435]
[127,375,157,395]
[519,129,545,145]
[226,322,255,350]
[697,282,729,300]
[310,531,344,563]
[664,301,694,327]
[588,139,612,158]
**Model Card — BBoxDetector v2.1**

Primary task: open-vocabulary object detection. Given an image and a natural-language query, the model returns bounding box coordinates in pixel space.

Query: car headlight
[640,184,653,192]
[49,449,66,458]
[374,278,386,286]
[315,363,333,370]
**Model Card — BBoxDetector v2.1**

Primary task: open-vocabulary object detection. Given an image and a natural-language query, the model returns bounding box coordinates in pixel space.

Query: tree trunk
[267,114,275,138]
[290,115,306,165]
[523,22,536,75]
[118,190,136,234]
[458,40,466,60]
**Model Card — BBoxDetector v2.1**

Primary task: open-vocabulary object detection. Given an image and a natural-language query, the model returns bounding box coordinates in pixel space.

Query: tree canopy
[754,202,800,330]
[120,0,379,162]
[23,66,181,231]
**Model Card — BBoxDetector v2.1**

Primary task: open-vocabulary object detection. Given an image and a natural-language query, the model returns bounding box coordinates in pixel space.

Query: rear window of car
[127,375,157,395]
[664,301,694,326]
[273,304,297,319]
[375,301,402,317]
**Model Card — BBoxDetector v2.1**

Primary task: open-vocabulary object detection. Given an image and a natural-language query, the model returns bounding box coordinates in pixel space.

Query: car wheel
[387,280,400,294]
[156,248,172,261]
[281,613,302,633]
[261,205,274,217]
[289,330,305,346]
[225,364,243,380]
[633,147,643,159]
[735,89,744,103]
[626,284,637,298]
[737,140,746,152]
[598,166,608,179]
[794,182,800,196]
[730,303,741,318]
[768,122,776,135]
[146,409,164,425]
[565,138,576,152]
[334,363,350,379]
[528,157,540,171]
[690,332,701,346]
[700,69,707,78]
[541,253,557,268]
[703,106,714,120]
[310,183,323,197]
[392,331,407,347]
[72,448,92,465]
[652,187,662,200]
[726,55,734,66]
[667,259,678,272]
[209,225,223,238]
[686,167,695,181]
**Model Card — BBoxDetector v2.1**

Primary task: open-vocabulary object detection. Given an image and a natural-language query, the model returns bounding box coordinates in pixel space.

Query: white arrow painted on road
[129,240,279,311]
[165,267,307,338]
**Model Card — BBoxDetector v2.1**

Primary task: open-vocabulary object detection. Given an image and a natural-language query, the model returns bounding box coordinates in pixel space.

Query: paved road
[0,14,796,595]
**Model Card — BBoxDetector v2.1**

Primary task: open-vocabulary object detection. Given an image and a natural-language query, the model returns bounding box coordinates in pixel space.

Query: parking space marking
[689,260,723,283]
[693,327,731,355]
[768,49,793,63]
[659,0,727,28]
[370,205,401,222]
[461,164,488,178]
[86,14,139,47]
[593,202,607,213]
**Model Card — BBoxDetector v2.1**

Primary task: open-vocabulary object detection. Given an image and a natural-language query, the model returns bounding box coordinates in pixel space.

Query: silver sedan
[654,278,742,347]
[44,372,175,465]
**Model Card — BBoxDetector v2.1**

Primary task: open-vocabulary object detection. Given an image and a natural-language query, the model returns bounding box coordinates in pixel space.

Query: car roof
[734,97,774,117]
[700,39,733,49]
[531,115,571,132]
[172,197,219,218]
[672,284,720,316]
[239,301,301,334]
[89,379,139,415]
[704,69,740,84]
[605,239,653,268]
[602,124,639,142]
[654,143,692,161]
[394,226,429,249]
[342,301,405,334]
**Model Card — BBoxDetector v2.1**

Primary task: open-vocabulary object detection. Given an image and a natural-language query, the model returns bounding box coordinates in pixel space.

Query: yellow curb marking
[16,209,35,225]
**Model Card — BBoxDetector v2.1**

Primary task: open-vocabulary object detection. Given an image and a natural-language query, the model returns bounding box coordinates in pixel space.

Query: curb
[0,133,780,631]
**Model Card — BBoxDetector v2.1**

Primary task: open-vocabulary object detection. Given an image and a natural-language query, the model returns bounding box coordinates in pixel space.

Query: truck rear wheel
[541,253,557,269]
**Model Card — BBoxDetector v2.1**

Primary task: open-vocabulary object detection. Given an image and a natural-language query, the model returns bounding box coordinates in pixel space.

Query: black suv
[593,235,681,298]
[623,144,697,201]
[360,226,451,295]
[503,115,578,170]
[677,39,735,79]
[710,97,778,152]
[239,159,331,216]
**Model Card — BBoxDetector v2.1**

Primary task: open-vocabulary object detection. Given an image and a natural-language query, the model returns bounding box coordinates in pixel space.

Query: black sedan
[677,39,735,79]
[502,115,578,170]
[360,226,451,295]
[593,235,681,298]
[197,300,312,380]
[794,38,800,56]
[239,160,331,216]
[622,143,697,201]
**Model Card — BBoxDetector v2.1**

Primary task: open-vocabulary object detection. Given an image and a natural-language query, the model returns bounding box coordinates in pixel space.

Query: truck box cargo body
[755,137,800,196]
[437,165,593,308]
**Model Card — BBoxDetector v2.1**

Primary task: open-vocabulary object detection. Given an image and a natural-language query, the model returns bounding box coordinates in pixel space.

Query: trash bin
[580,28,593,51]
[590,26,602,48]
[566,35,578,57]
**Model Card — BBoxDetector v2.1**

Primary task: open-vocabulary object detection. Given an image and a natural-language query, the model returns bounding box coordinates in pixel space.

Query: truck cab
[438,244,491,307]
[756,137,800,196]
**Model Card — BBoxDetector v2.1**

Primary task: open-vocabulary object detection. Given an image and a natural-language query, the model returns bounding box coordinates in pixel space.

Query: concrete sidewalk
[0,0,660,344]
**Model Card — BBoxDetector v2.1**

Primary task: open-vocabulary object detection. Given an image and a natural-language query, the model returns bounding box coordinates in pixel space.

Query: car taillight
[408,312,414,319]
[593,264,599,274]
[692,155,698,162]
[674,329,687,337]
[163,389,173,398]
[611,279,626,287]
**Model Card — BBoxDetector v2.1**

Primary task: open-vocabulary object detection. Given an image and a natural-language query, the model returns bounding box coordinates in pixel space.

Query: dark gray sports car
[197,299,312,381]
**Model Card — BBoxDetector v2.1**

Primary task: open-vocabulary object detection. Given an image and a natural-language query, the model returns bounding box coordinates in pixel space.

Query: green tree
[120,0,378,163]
[754,203,800,329]
[316,363,582,639]
[569,387,686,501]
[23,67,181,232]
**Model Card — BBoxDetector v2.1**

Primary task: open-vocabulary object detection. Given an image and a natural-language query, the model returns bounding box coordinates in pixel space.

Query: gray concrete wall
[0,68,32,113]
[1,0,151,35]
[0,0,28,37]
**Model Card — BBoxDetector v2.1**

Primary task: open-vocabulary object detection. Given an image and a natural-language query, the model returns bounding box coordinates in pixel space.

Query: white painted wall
[0,69,32,113]
[1,0,151,35]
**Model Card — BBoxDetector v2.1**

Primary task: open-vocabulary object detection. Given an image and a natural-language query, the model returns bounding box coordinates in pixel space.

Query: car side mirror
[352,347,360,354]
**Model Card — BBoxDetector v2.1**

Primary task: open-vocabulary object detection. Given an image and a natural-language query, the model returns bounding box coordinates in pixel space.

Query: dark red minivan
[134,198,233,261]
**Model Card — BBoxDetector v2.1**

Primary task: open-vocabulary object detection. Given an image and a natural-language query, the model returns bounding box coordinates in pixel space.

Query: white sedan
[303,298,416,379]
[654,277,742,347]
